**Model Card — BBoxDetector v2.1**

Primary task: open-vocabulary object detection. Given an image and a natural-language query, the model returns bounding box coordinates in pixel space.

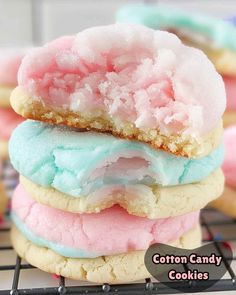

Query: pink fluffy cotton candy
[222,126,236,189]
[12,184,199,256]
[0,48,26,86]
[223,76,236,111]
[0,108,24,140]
[18,24,226,136]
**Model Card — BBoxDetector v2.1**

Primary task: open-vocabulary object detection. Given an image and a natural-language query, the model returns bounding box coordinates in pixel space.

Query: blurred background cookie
[0,48,25,159]
[0,48,27,198]
[117,4,236,127]
[0,157,7,217]
[211,125,236,217]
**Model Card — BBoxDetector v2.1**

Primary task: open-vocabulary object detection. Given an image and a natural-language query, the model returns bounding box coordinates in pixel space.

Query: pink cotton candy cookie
[12,184,200,258]
[0,48,26,86]
[211,125,236,217]
[11,223,201,284]
[11,183,201,283]
[11,24,225,158]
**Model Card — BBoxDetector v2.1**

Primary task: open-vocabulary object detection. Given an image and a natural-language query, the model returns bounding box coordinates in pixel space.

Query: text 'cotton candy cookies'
[11,24,225,158]
[117,5,236,127]
[9,24,225,283]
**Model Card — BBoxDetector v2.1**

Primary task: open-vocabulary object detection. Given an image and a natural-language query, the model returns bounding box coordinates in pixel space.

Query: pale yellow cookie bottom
[0,139,9,160]
[206,48,236,76]
[20,169,224,218]
[223,111,236,127]
[0,181,7,215]
[0,85,14,108]
[210,186,236,218]
[11,86,223,159]
[11,224,201,283]
[182,37,236,76]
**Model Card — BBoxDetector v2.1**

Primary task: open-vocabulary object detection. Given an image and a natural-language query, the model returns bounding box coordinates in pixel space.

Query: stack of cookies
[9,24,225,283]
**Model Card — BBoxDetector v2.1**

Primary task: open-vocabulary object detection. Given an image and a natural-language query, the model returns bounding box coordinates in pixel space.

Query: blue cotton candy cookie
[117,4,236,51]
[9,120,224,198]
[117,5,236,76]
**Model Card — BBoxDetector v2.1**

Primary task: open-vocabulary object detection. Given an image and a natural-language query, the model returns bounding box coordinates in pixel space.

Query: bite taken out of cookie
[10,24,226,158]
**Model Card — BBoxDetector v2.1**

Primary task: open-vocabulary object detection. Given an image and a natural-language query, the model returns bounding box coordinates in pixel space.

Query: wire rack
[0,208,236,295]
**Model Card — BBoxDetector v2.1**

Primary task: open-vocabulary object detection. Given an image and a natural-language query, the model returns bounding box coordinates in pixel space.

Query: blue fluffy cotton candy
[117,4,236,51]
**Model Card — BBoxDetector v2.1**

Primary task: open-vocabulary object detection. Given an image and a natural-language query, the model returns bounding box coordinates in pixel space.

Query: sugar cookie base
[183,37,236,76]
[205,48,236,76]
[11,224,201,283]
[0,85,13,107]
[210,186,236,218]
[0,181,7,215]
[11,87,223,159]
[0,139,8,159]
[20,169,224,218]
[223,111,236,127]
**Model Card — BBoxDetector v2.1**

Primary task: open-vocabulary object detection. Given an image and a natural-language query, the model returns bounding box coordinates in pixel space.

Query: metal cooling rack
[1,208,236,295]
